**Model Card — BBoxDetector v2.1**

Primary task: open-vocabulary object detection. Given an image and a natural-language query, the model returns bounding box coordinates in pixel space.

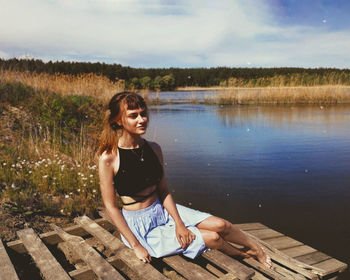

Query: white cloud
[0,0,349,68]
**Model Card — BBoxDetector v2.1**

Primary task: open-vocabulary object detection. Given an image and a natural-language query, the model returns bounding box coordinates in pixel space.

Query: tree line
[1,58,349,90]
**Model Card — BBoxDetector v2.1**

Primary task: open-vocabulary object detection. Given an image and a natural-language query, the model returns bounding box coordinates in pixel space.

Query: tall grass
[0,69,125,101]
[204,86,350,105]
[0,81,105,217]
[220,72,350,87]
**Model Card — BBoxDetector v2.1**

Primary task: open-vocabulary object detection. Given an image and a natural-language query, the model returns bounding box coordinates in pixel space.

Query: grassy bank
[0,81,105,219]
[0,69,125,101]
[203,86,350,105]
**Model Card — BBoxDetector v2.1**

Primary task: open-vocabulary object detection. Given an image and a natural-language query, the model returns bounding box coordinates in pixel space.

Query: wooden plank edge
[6,218,115,253]
[51,224,125,280]
[0,240,19,280]
[240,231,322,279]
[74,215,167,280]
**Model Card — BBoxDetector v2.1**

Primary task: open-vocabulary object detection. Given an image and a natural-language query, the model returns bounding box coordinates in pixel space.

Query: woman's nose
[137,115,146,122]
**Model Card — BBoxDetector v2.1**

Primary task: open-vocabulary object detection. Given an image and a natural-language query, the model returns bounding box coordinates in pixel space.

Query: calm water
[145,100,350,278]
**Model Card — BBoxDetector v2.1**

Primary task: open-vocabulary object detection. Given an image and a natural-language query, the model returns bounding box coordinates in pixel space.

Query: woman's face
[118,107,148,135]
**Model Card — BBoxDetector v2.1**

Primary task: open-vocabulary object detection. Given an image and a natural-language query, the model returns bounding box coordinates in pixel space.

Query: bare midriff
[121,185,158,211]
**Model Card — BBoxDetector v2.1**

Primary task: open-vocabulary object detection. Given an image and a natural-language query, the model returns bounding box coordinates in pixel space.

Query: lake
[145,91,350,278]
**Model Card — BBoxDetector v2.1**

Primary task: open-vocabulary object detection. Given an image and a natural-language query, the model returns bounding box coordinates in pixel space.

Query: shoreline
[175,85,350,91]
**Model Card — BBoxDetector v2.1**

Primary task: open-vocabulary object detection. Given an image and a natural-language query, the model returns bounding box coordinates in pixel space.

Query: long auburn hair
[97,92,148,156]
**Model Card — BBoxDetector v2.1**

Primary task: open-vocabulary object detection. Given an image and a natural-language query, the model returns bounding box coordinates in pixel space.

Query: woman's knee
[198,216,231,234]
[211,217,230,233]
[200,230,223,249]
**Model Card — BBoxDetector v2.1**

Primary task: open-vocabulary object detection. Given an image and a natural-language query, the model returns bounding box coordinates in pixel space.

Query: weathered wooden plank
[0,240,19,280]
[281,245,317,258]
[69,255,138,280]
[246,228,284,240]
[52,225,124,280]
[163,255,217,280]
[233,223,267,231]
[295,251,331,265]
[75,215,167,280]
[7,218,114,254]
[205,263,225,278]
[264,236,304,250]
[243,258,287,280]
[202,249,255,280]
[312,258,348,276]
[250,269,271,280]
[16,228,70,280]
[241,232,322,280]
[217,273,239,280]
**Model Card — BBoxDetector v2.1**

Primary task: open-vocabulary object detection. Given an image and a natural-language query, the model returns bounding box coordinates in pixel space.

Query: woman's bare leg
[197,216,271,267]
[198,229,249,258]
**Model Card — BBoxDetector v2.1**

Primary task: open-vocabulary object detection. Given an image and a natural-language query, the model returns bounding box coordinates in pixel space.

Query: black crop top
[114,140,163,198]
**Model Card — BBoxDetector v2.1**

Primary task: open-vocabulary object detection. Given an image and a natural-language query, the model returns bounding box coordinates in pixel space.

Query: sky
[0,0,349,69]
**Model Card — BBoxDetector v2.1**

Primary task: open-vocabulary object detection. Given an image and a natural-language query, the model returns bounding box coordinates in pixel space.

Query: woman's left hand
[175,224,196,249]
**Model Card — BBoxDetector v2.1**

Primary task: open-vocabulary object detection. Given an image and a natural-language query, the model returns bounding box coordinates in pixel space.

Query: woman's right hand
[133,243,152,263]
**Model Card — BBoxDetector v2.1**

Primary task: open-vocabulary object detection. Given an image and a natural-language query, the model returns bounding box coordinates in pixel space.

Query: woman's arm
[149,142,196,249]
[98,153,151,263]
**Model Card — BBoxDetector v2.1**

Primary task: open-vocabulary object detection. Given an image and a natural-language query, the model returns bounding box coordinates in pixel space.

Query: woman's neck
[118,133,144,149]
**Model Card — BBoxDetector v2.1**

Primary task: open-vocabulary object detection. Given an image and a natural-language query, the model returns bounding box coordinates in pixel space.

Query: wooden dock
[0,214,347,280]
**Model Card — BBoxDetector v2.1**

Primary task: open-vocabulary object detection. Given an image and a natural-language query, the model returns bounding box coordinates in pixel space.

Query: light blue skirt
[121,198,212,259]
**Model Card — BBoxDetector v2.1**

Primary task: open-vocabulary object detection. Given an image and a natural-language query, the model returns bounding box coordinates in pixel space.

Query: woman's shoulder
[98,150,118,169]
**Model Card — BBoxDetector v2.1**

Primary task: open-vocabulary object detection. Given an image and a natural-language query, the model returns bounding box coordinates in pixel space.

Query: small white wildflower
[77,164,81,168]
[45,164,48,167]
[82,177,87,181]
[60,209,64,213]
[69,192,73,195]
[53,177,56,180]
[29,171,32,174]
[92,189,97,193]
[83,184,87,187]
[61,165,65,171]
[90,180,93,183]
[11,183,16,188]
[77,188,81,192]
[3,162,7,166]
[12,164,15,168]
[89,174,93,178]
[65,194,69,198]
[77,172,81,176]
[42,175,48,178]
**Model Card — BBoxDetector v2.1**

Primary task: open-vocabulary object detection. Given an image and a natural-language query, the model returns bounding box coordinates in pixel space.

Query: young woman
[98,92,271,266]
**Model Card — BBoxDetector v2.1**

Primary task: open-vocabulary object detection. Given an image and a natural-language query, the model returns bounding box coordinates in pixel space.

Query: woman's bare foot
[244,245,272,268]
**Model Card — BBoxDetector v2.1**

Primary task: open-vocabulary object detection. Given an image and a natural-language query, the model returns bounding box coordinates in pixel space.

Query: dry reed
[204,86,350,105]
[0,70,125,101]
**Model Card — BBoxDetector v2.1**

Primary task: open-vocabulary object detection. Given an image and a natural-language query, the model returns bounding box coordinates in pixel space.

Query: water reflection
[146,103,350,279]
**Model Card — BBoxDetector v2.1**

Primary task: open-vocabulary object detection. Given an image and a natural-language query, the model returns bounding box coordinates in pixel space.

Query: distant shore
[175,85,350,91]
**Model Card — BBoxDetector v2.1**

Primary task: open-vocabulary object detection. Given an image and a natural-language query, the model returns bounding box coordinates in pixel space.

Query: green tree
[161,74,175,90]
[140,76,152,89]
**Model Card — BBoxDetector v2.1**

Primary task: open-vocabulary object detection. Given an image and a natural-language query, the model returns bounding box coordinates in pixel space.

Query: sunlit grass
[204,86,350,105]
[0,69,125,101]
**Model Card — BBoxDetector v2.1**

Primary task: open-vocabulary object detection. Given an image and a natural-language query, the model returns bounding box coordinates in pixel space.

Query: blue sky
[0,0,349,68]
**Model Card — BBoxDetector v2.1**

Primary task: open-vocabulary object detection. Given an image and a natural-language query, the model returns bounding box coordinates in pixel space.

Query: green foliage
[140,76,152,89]
[2,58,350,90]
[0,81,104,216]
